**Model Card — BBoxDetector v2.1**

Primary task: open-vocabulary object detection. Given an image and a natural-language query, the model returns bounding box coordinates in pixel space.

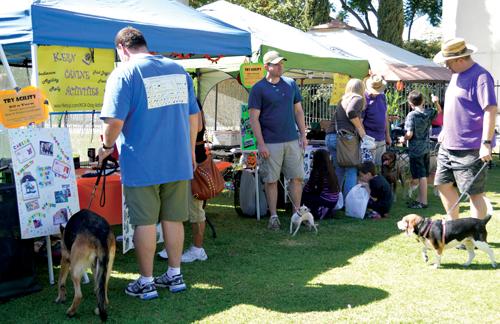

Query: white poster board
[8,128,79,239]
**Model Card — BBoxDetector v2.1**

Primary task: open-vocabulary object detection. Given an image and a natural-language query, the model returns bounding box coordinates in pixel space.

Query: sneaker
[268,215,280,230]
[408,202,428,209]
[125,279,158,300]
[154,273,187,293]
[181,246,208,263]
[366,210,381,219]
[157,249,168,260]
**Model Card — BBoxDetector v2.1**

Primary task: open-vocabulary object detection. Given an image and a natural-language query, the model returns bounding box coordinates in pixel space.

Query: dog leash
[445,160,489,218]
[88,156,116,208]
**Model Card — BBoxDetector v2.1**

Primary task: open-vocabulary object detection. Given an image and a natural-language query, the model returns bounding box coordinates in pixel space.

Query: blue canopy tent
[0,0,251,65]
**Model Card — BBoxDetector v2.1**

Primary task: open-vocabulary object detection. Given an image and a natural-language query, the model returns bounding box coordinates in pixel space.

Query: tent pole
[0,44,19,91]
[31,43,55,284]
[214,83,218,131]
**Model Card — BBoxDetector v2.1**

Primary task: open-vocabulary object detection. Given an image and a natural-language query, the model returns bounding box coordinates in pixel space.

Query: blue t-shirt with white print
[100,54,199,186]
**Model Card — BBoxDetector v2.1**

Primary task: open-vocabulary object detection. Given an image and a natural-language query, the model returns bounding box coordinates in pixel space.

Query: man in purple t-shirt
[433,38,497,220]
[363,75,392,165]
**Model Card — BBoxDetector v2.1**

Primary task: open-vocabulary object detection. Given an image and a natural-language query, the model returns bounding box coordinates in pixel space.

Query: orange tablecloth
[76,169,122,225]
[75,160,232,226]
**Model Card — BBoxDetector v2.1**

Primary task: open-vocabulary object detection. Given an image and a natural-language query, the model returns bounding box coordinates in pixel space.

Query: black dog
[55,209,116,321]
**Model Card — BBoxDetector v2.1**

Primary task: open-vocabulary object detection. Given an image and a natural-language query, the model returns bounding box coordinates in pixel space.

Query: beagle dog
[290,205,318,236]
[397,213,496,268]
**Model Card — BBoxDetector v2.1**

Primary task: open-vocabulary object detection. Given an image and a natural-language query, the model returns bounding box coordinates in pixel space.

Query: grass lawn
[1,165,499,323]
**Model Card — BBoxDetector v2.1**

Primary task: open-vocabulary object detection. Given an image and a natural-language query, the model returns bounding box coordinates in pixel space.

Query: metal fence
[299,81,448,128]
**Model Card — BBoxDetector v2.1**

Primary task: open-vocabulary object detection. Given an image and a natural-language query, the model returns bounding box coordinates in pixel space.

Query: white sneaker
[181,246,208,263]
[157,249,168,260]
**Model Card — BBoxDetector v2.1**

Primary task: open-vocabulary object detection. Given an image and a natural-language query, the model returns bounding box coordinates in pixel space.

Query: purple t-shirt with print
[363,93,387,141]
[442,63,497,150]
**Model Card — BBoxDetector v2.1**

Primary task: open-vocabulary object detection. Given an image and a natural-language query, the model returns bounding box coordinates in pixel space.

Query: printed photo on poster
[39,141,54,156]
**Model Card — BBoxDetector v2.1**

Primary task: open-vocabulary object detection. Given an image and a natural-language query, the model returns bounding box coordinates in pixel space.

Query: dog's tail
[95,240,109,322]
[483,197,493,225]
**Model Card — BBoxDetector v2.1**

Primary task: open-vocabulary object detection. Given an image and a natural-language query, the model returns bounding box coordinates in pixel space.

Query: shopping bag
[345,184,369,219]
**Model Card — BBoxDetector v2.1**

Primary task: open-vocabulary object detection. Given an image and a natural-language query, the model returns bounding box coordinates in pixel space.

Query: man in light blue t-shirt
[248,50,307,230]
[98,27,199,300]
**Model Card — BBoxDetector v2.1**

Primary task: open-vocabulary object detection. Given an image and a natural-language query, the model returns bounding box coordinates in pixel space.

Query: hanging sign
[37,45,114,112]
[330,73,350,106]
[0,86,49,128]
[240,63,265,89]
[9,128,80,239]
[240,103,257,152]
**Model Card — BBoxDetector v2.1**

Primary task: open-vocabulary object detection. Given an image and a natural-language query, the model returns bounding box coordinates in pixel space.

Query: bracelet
[482,140,491,145]
[102,143,114,150]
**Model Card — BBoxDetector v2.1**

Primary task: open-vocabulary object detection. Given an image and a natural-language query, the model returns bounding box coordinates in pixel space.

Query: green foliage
[304,0,332,29]
[386,89,406,118]
[191,0,311,31]
[378,0,404,47]
[404,0,442,40]
[403,39,441,59]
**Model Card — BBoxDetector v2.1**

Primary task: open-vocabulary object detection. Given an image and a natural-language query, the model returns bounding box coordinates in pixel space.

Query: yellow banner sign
[330,73,350,106]
[37,45,115,112]
[0,86,49,128]
[240,63,265,89]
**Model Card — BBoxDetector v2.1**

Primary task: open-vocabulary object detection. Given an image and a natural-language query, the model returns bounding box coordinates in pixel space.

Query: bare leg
[437,182,460,219]
[161,221,184,268]
[133,225,156,277]
[418,177,428,205]
[191,221,205,248]
[289,178,303,213]
[264,181,278,215]
[469,193,486,219]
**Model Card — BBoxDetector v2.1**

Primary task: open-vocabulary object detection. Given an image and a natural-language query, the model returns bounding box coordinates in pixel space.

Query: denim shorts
[434,147,487,195]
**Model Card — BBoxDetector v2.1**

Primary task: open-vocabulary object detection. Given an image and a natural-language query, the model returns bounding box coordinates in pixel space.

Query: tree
[338,0,378,37]
[338,0,442,45]
[378,0,404,47]
[304,0,332,29]
[403,39,441,59]
[404,0,442,41]
[190,0,310,31]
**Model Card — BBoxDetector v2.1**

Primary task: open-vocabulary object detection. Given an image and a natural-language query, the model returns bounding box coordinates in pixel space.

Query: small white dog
[290,205,318,236]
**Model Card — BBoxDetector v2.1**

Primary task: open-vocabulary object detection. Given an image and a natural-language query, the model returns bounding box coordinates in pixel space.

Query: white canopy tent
[308,23,451,82]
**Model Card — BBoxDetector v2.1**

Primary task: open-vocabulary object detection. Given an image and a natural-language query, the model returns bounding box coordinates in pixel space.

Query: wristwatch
[102,143,114,150]
[482,140,491,145]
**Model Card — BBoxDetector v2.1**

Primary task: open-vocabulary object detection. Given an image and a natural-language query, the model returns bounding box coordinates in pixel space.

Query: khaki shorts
[124,180,189,226]
[434,147,487,195]
[189,195,206,223]
[260,140,304,183]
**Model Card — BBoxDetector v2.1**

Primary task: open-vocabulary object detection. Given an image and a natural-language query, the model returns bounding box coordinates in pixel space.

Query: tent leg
[46,236,55,285]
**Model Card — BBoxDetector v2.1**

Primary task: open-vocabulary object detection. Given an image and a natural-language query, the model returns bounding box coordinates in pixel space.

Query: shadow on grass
[2,166,499,322]
[440,263,497,270]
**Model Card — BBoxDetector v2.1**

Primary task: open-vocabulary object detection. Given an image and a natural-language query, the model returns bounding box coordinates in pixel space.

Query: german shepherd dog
[55,209,116,321]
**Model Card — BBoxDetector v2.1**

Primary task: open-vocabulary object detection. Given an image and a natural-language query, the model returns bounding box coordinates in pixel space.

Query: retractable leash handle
[445,161,489,217]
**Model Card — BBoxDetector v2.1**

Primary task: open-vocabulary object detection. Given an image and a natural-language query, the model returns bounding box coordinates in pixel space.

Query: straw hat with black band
[433,38,477,64]
[365,74,387,95]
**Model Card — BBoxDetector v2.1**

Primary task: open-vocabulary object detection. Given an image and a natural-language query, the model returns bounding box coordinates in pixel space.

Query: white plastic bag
[345,184,369,219]
[334,191,344,210]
